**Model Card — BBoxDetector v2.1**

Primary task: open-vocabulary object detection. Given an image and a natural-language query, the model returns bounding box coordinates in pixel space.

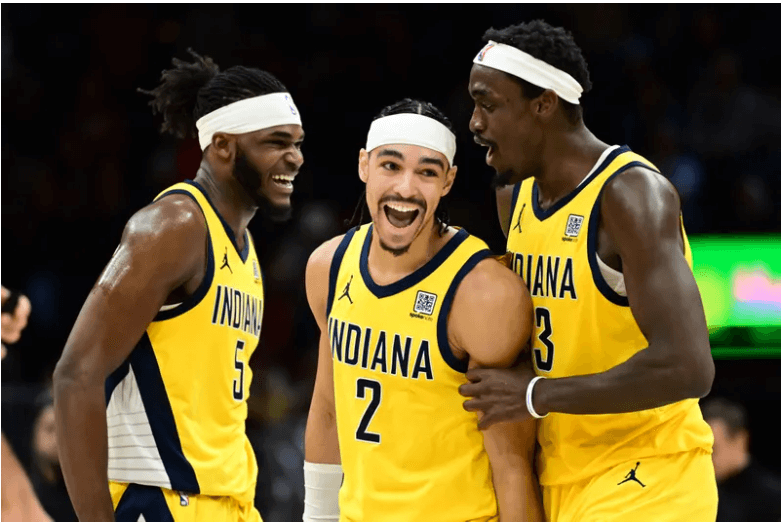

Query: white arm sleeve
[302,461,343,522]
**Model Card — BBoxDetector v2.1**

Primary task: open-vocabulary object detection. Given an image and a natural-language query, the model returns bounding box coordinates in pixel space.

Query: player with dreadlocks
[54,50,304,521]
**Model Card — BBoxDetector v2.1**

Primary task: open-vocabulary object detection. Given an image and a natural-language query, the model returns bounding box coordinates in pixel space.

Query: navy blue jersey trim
[327,228,358,319]
[587,161,660,307]
[184,179,250,263]
[114,483,174,522]
[508,182,522,234]
[436,249,494,373]
[128,334,200,493]
[150,189,215,322]
[532,146,630,221]
[360,225,470,299]
[105,360,130,404]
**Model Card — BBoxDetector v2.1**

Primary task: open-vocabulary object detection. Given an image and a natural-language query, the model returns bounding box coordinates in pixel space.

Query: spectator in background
[1,285,50,522]
[703,397,781,522]
[30,389,77,522]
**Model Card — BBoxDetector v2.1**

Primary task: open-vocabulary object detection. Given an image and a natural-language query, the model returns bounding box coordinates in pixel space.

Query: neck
[367,220,451,285]
[534,124,610,209]
[193,161,257,242]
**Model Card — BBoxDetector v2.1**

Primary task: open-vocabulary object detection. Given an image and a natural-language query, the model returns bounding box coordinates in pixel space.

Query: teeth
[386,203,417,213]
[272,174,295,182]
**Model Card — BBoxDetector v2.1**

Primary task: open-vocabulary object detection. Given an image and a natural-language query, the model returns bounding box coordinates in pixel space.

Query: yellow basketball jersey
[327,224,498,522]
[105,180,262,502]
[506,146,714,486]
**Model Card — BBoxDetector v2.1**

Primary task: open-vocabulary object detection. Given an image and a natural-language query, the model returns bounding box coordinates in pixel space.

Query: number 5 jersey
[327,223,498,522]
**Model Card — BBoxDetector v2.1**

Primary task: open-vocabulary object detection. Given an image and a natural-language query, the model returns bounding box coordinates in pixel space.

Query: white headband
[195,92,302,150]
[366,113,456,166]
[473,41,583,104]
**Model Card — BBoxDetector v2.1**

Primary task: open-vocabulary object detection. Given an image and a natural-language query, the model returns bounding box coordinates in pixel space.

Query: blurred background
[1,4,780,521]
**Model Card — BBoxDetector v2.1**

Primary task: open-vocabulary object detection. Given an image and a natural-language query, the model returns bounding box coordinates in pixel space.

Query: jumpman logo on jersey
[617,462,645,487]
[513,203,525,233]
[338,275,353,304]
[220,247,232,274]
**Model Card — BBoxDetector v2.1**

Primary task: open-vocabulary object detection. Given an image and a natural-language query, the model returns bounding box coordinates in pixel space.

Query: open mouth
[383,203,420,229]
[474,135,496,162]
[271,174,295,189]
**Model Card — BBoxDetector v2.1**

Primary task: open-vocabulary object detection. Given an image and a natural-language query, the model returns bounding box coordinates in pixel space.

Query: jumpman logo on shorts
[513,203,525,233]
[618,461,645,487]
[338,275,353,304]
[220,247,232,274]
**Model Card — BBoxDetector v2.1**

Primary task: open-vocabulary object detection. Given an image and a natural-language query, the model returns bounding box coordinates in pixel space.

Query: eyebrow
[267,131,305,141]
[376,148,404,160]
[419,156,446,170]
[470,87,490,98]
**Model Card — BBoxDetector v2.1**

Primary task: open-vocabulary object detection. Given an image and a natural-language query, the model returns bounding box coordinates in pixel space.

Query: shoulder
[123,193,206,247]
[455,257,528,308]
[306,233,348,283]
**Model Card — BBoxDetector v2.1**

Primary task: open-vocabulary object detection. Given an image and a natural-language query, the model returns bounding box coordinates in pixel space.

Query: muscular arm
[496,185,516,239]
[53,196,206,521]
[450,259,542,522]
[1,434,51,522]
[303,237,342,466]
[535,168,714,415]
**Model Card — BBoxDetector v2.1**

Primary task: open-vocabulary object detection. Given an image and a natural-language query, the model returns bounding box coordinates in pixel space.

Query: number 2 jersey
[327,224,498,521]
[104,180,263,502]
[506,146,714,486]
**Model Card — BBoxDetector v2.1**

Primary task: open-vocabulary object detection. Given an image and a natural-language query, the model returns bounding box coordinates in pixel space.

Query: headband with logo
[474,41,583,104]
[195,92,302,150]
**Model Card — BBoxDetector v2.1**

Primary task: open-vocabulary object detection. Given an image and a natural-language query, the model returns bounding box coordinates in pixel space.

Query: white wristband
[302,461,342,522]
[526,376,549,419]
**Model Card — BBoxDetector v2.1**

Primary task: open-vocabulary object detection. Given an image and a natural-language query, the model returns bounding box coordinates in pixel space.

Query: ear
[534,89,558,120]
[358,148,370,184]
[441,165,457,197]
[211,132,236,162]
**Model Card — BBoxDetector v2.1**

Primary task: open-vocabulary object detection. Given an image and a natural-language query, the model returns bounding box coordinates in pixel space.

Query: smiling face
[232,123,305,220]
[359,144,456,256]
[468,64,544,187]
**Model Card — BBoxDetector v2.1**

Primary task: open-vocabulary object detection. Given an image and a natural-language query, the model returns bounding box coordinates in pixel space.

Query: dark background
[1,4,780,521]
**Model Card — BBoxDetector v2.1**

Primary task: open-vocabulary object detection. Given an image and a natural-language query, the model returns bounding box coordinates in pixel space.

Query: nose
[285,146,304,170]
[469,106,485,135]
[392,168,417,198]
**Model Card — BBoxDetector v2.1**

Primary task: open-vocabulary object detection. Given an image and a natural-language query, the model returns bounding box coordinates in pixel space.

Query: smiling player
[54,50,305,521]
[302,99,542,522]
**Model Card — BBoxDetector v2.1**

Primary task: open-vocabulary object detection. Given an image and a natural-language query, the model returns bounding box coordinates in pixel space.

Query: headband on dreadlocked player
[473,41,583,104]
[195,92,302,150]
[366,113,456,166]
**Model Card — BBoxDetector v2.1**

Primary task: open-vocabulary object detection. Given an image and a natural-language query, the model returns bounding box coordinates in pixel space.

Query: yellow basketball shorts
[543,449,718,522]
[110,481,262,522]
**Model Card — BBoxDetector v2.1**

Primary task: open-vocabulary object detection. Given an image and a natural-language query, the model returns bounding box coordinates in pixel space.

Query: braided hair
[138,49,287,139]
[347,98,454,235]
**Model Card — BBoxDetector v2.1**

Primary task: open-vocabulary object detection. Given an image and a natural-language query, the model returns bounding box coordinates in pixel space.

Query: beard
[233,149,292,222]
[491,168,516,189]
[379,238,410,257]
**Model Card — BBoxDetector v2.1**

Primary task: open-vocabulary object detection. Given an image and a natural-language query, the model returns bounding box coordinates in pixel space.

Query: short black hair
[138,49,288,140]
[702,397,748,437]
[374,98,452,235]
[482,20,592,125]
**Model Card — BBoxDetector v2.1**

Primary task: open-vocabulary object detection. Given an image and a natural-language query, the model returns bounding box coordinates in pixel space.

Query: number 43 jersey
[104,180,262,503]
[327,223,498,522]
[506,146,714,487]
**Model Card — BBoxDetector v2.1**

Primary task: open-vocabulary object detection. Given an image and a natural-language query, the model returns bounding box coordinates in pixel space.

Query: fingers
[1,296,31,344]
[1,286,9,302]
[458,381,479,398]
[462,398,485,412]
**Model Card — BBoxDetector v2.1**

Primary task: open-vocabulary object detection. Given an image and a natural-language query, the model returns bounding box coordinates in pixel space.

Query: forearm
[304,400,341,465]
[2,434,51,522]
[535,344,711,415]
[53,372,115,521]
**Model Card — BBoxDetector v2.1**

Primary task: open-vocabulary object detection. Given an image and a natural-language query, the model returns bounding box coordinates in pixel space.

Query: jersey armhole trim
[152,189,215,322]
[436,249,494,374]
[587,161,660,307]
[326,228,358,319]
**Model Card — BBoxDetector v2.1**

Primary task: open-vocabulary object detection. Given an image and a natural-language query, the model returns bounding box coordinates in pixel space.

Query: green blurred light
[711,347,781,359]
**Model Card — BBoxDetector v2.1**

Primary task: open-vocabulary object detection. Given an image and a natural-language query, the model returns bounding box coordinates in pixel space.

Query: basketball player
[459,20,718,521]
[303,99,543,521]
[53,50,304,521]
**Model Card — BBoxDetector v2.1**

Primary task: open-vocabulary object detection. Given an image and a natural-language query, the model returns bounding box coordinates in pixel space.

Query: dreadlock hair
[346,98,454,235]
[138,48,288,140]
[482,20,592,126]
